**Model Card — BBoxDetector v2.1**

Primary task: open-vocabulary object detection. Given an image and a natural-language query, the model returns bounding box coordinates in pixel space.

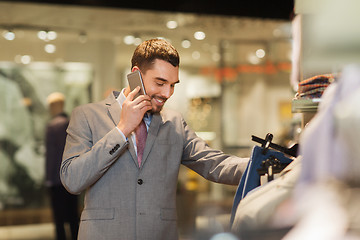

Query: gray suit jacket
[61,91,249,240]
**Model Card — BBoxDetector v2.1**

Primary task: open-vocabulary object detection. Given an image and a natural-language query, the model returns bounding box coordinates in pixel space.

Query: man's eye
[156,82,164,86]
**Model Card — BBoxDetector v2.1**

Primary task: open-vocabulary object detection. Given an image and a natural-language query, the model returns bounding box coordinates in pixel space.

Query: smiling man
[60,38,249,240]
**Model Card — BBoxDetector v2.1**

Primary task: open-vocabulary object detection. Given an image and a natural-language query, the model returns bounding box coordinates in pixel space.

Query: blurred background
[0,0,296,239]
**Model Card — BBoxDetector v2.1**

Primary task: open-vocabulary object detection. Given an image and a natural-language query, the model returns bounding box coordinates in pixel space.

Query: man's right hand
[117,86,152,137]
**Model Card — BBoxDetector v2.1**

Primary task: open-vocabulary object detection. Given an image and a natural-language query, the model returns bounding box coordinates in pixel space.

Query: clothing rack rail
[251,133,298,157]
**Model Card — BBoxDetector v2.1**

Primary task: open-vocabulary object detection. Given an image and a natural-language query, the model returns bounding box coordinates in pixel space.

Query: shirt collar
[116,88,127,108]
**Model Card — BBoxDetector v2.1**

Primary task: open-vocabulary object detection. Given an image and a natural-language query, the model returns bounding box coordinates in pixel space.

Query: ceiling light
[181,39,191,48]
[37,30,57,41]
[124,35,135,45]
[256,49,266,58]
[37,31,47,40]
[192,51,201,60]
[47,31,57,40]
[133,37,142,46]
[3,30,15,41]
[44,44,56,53]
[194,31,206,40]
[20,55,32,64]
[166,20,178,29]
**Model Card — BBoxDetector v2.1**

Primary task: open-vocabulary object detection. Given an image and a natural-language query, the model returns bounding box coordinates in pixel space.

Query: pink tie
[135,120,147,166]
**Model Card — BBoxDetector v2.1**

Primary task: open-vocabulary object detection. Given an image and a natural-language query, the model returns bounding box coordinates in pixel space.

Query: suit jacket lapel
[106,91,120,126]
[108,103,120,126]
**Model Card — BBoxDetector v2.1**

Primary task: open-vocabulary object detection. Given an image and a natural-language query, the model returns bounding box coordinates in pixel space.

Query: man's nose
[161,86,172,99]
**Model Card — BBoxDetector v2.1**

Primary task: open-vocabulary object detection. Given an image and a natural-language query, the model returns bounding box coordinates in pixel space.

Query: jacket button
[137,179,143,185]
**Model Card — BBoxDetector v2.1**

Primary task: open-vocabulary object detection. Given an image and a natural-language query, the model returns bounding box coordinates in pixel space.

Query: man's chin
[149,105,163,114]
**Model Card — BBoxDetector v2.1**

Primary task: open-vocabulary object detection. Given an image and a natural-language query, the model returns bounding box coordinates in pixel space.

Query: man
[45,92,79,240]
[60,38,249,240]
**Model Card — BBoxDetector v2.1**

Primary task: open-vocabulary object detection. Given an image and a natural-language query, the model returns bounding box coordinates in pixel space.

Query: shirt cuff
[116,127,127,141]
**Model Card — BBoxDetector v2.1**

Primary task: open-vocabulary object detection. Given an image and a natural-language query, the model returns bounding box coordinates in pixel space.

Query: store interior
[3,0,360,239]
[1,1,293,239]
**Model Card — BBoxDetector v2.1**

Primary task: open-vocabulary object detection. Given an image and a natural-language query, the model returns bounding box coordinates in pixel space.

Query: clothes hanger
[251,133,299,157]
[256,155,289,182]
[252,133,297,183]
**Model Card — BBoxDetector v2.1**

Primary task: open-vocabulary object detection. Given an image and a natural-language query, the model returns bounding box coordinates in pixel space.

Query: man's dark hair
[131,38,180,73]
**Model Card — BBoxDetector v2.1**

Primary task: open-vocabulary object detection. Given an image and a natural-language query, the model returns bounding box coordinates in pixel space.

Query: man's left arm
[180,117,249,185]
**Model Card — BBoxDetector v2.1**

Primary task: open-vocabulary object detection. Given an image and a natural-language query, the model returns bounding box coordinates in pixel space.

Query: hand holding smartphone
[127,70,146,99]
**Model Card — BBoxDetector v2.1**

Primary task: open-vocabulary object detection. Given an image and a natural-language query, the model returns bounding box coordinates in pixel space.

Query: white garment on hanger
[298,64,360,186]
[284,65,360,240]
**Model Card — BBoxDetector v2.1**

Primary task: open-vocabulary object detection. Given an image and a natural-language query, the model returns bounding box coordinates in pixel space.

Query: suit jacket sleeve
[180,116,249,185]
[60,105,129,194]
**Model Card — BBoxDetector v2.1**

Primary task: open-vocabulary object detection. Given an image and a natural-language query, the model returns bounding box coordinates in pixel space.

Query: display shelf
[291,98,321,113]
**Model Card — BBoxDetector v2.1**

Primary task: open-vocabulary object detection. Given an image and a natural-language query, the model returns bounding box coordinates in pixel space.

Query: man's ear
[131,66,140,72]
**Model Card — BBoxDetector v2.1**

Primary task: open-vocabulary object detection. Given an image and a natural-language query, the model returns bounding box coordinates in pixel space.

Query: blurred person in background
[45,92,79,240]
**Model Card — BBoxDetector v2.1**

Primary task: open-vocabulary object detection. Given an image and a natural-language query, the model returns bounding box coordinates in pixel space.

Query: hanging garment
[231,157,301,236]
[230,145,293,225]
[297,65,360,187]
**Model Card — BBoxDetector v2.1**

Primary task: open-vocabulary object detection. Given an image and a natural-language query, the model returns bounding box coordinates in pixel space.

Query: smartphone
[127,70,146,99]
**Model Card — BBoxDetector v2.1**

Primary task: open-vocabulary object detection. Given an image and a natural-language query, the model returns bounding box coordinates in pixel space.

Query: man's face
[140,59,179,113]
